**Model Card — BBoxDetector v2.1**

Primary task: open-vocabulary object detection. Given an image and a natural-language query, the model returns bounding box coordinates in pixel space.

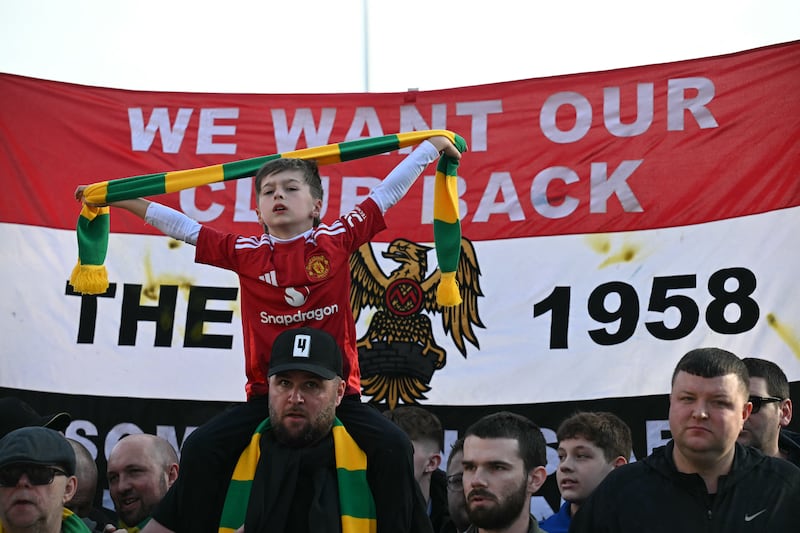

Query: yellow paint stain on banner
[585,234,611,254]
[767,313,800,358]
[585,235,647,268]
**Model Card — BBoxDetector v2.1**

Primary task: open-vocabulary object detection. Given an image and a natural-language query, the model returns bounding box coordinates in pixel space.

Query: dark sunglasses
[0,465,67,487]
[749,395,782,414]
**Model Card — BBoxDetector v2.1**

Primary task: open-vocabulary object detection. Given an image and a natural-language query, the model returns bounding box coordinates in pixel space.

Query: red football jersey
[195,198,386,398]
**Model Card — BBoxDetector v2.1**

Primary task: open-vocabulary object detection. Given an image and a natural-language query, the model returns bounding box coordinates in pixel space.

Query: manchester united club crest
[350,237,484,408]
[305,254,330,280]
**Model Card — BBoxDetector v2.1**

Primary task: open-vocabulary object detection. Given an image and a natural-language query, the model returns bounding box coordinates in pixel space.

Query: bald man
[106,435,178,531]
[67,439,116,532]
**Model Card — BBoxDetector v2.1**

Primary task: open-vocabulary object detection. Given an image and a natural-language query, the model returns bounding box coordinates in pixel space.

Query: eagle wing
[421,237,485,356]
[349,243,391,322]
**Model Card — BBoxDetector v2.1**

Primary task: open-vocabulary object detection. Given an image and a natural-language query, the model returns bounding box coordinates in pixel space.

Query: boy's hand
[74,185,107,207]
[428,136,462,160]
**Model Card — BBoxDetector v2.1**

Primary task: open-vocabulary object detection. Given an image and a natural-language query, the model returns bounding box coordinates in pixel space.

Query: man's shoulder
[751,452,800,484]
[779,428,800,467]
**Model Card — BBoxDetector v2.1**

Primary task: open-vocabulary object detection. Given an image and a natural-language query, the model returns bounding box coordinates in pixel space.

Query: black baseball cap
[0,397,71,437]
[0,426,76,476]
[268,327,343,379]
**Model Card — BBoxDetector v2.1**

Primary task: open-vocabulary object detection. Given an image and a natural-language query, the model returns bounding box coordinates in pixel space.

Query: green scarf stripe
[433,219,462,274]
[72,130,466,307]
[76,212,109,265]
[336,468,375,518]
[106,172,168,202]
[62,508,92,533]
[218,479,252,526]
[222,155,282,180]
[337,135,400,161]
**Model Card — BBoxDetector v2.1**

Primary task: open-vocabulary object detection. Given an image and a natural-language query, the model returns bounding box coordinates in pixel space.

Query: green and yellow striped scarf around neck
[70,130,467,306]
[218,417,376,533]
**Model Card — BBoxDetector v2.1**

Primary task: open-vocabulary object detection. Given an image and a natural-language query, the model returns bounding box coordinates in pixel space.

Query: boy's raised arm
[75,186,200,244]
[369,136,460,213]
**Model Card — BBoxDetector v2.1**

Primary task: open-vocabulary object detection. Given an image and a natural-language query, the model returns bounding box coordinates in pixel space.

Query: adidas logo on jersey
[259,271,277,286]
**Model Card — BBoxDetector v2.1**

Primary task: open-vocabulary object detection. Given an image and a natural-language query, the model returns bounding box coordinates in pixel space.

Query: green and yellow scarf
[71,130,467,306]
[219,417,375,533]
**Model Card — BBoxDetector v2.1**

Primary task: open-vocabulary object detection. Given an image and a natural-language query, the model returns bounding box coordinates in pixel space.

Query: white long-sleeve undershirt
[144,202,201,245]
[369,140,440,213]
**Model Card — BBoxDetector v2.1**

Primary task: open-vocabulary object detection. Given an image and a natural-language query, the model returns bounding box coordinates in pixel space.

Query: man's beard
[466,475,529,530]
[270,403,336,447]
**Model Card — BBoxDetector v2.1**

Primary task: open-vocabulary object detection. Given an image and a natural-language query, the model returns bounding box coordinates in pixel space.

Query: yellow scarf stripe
[433,168,459,223]
[332,423,368,471]
[164,165,225,194]
[342,514,377,533]
[72,131,466,307]
[231,432,263,480]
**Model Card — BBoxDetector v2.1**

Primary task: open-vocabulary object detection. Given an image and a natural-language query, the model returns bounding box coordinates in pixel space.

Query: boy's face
[556,436,617,506]
[256,170,322,239]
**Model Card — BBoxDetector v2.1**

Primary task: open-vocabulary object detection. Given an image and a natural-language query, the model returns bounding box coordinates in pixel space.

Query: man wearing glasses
[0,426,91,532]
[738,357,800,467]
[441,438,470,533]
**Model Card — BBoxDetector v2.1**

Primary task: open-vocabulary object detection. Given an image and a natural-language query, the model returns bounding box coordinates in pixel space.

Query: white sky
[1,0,798,93]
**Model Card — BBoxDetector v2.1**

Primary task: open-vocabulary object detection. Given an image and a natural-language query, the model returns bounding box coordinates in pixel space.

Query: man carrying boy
[538,412,631,533]
[223,326,370,531]
[76,136,460,532]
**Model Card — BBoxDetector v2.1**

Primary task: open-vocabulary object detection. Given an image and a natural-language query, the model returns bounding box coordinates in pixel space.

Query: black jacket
[779,428,800,468]
[429,468,450,533]
[569,440,800,532]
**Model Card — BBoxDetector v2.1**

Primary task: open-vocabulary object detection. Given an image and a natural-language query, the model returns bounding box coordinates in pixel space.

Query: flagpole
[362,0,370,92]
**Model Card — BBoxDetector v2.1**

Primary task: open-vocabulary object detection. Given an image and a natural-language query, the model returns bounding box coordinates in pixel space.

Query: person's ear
[612,455,628,468]
[167,463,179,486]
[334,379,346,406]
[742,397,753,422]
[527,465,548,494]
[779,398,793,428]
[62,475,78,504]
[312,198,322,218]
[425,452,442,474]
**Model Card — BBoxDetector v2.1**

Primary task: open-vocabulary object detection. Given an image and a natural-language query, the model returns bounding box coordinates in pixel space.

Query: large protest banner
[1,41,799,514]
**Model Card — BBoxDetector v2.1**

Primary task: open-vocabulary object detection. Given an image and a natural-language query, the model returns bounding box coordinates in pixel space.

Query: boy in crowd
[538,412,631,533]
[76,135,461,532]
